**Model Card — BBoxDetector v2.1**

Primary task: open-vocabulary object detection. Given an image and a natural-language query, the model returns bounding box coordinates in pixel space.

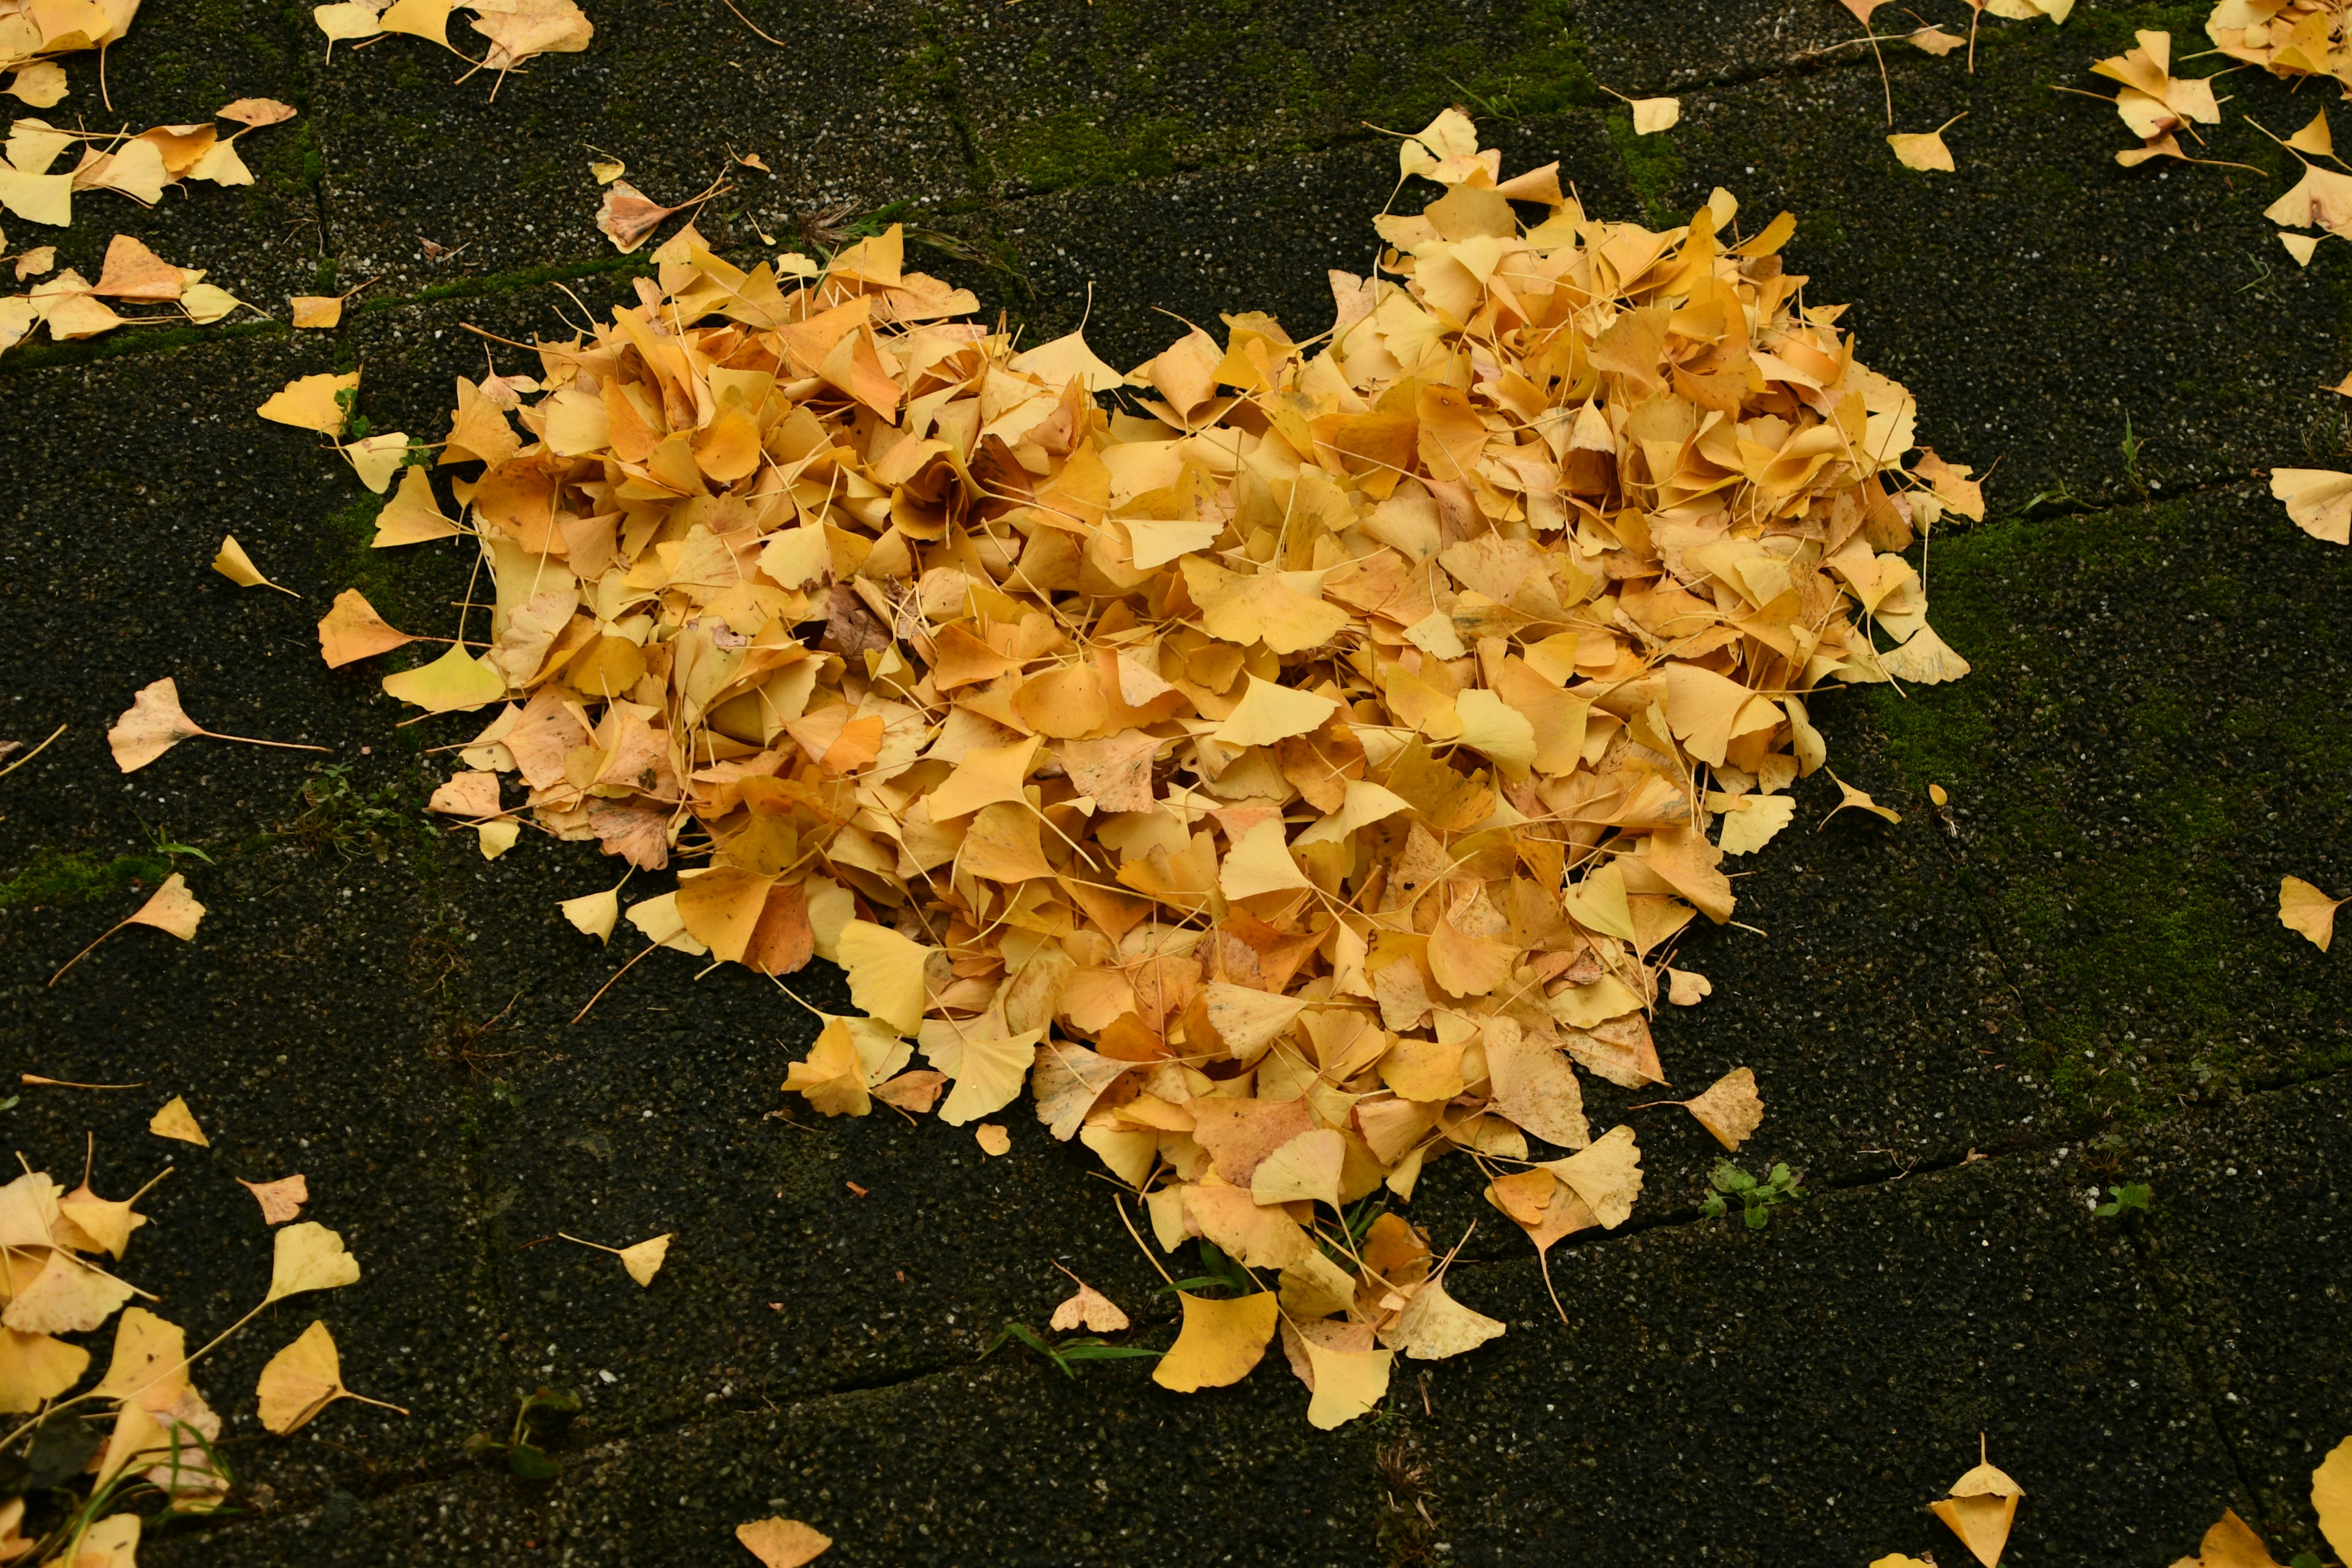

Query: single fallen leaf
[212,535,298,596]
[1666,968,1712,1006]
[148,1098,214,1159]
[13,244,55,280]
[560,884,624,943]
[1048,1271,1129,1333]
[66,1514,138,1568]
[1302,1337,1393,1429]
[1630,96,1679,135]
[2314,1434,2352,1563]
[257,369,360,434]
[257,1319,409,1434]
[562,1231,673,1286]
[238,1174,309,1226]
[290,294,344,328]
[2272,468,2352,545]
[1821,770,1902,829]
[835,920,933,1033]
[50,875,207,986]
[1889,113,1966,173]
[317,589,418,667]
[1931,1439,2024,1568]
[1386,1275,1506,1360]
[2173,1508,2285,1568]
[1713,791,1796,855]
[1152,1291,1279,1392]
[1909,24,1964,53]
[1677,1066,1764,1151]
[381,644,506,712]
[265,1221,363,1302]
[91,1308,185,1411]
[735,1518,832,1567]
[1541,1123,1643,1229]
[589,157,626,184]
[974,1123,1011,1156]
[597,180,682,253]
[0,1327,91,1412]
[107,676,326,772]
[2279,876,2346,951]
[2,1248,133,1333]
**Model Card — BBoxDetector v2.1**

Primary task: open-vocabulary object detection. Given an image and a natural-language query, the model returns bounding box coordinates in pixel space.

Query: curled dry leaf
[212,535,298,595]
[1820,771,1901,829]
[735,1517,832,1567]
[147,1095,208,1146]
[238,1174,309,1225]
[1931,1441,2024,1568]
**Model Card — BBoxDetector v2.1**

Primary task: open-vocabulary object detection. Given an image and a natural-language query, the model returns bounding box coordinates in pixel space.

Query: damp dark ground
[4,1,2351,1563]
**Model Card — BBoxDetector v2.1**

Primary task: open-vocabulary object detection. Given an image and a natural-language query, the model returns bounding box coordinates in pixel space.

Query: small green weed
[1700,1159,1806,1229]
[2094,1182,2152,1218]
[288,763,412,862]
[2120,414,2150,499]
[466,1387,579,1481]
[978,1321,1160,1378]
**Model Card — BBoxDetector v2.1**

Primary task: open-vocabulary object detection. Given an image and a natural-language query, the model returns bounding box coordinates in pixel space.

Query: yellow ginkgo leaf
[783,1015,906,1118]
[1931,1439,2024,1568]
[1387,1276,1506,1361]
[2270,468,2352,545]
[974,1123,1011,1156]
[559,886,622,943]
[0,1327,90,1412]
[561,1231,673,1286]
[921,1020,1042,1126]
[1006,328,1124,394]
[265,1221,362,1302]
[257,1319,409,1434]
[147,1093,208,1145]
[924,736,1039,821]
[106,676,326,774]
[211,535,298,596]
[1677,1066,1765,1151]
[290,295,344,328]
[734,1517,833,1567]
[1211,676,1340,747]
[1713,791,1796,856]
[1820,770,1902,830]
[1888,113,1966,172]
[1249,1127,1346,1209]
[374,464,461,546]
[381,643,507,713]
[2314,1434,2352,1562]
[256,369,360,434]
[835,921,934,1033]
[1048,1273,1129,1333]
[50,875,208,987]
[69,1513,138,1568]
[1218,817,1313,900]
[1152,1291,1278,1392]
[1,1248,134,1334]
[93,1307,186,1411]
[1541,1123,1643,1229]
[1302,1338,1393,1429]
[239,1174,309,1226]
[2279,876,2346,951]
[1630,96,1679,135]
